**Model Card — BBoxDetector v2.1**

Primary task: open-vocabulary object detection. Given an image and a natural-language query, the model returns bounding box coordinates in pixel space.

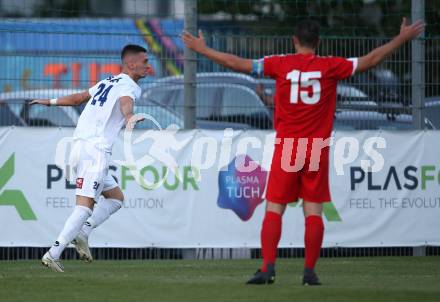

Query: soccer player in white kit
[30,44,154,272]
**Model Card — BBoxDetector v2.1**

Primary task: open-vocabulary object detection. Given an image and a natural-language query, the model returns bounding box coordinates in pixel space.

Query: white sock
[80,198,122,238]
[49,205,92,259]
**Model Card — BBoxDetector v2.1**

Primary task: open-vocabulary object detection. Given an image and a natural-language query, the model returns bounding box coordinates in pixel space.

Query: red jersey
[264,53,357,139]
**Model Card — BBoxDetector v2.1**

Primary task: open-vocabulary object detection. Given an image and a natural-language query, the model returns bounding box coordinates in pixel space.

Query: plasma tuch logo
[217,155,267,221]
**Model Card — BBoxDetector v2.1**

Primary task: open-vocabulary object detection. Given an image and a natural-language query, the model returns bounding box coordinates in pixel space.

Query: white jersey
[73,73,141,152]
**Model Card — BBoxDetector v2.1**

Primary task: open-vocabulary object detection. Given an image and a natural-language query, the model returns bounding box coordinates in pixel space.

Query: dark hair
[121,44,147,60]
[294,20,320,49]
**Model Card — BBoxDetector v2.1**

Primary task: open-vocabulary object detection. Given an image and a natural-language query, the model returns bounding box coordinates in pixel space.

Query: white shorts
[70,140,118,200]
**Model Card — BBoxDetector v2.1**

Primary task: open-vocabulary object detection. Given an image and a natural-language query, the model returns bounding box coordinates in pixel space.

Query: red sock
[260,211,282,272]
[304,215,324,270]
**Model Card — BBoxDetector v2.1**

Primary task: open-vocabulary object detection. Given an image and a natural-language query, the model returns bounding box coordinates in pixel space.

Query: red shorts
[265,140,331,204]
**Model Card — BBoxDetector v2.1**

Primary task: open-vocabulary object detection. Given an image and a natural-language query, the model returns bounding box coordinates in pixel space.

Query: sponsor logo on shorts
[76,178,84,189]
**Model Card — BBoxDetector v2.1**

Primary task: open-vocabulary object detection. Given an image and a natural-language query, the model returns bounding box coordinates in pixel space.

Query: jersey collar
[119,73,141,89]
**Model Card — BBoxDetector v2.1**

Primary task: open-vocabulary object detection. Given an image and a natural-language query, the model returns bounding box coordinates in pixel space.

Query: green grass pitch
[0,257,439,302]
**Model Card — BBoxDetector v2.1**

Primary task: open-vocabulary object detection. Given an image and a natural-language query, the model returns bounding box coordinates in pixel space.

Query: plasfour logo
[0,154,37,220]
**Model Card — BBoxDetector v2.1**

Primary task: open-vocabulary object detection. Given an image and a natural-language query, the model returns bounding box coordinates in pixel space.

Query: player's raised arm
[120,96,144,130]
[30,90,90,106]
[182,30,253,74]
[356,17,425,74]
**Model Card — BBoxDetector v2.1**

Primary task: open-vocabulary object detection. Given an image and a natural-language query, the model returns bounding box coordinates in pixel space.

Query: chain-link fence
[1,246,440,261]
[0,1,439,130]
[0,0,439,260]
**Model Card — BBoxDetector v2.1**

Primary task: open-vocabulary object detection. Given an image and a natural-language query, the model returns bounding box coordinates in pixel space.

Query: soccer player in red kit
[182,18,424,285]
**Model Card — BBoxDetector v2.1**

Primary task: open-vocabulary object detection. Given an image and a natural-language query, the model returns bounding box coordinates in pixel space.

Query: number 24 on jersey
[91,84,113,107]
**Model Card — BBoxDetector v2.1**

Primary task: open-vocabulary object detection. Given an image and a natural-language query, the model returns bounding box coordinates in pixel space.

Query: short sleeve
[117,84,139,102]
[329,57,358,80]
[264,55,284,78]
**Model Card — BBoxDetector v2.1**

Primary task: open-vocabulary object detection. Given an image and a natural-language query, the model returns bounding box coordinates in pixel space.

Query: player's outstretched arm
[182,30,253,74]
[120,96,145,130]
[29,91,90,106]
[356,17,425,74]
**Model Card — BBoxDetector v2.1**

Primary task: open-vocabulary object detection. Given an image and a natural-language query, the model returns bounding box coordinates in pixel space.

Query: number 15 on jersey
[286,70,322,105]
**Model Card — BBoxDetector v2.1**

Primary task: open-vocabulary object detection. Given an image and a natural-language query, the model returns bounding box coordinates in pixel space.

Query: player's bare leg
[302,201,324,285]
[247,201,286,285]
[73,187,124,262]
[42,195,94,272]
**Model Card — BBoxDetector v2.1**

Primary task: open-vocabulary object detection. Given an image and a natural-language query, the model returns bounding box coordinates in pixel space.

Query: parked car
[334,110,435,130]
[348,68,409,106]
[0,100,26,126]
[424,96,440,129]
[150,71,389,108]
[0,89,81,127]
[141,77,273,129]
[152,72,259,88]
[134,98,251,130]
[74,91,252,130]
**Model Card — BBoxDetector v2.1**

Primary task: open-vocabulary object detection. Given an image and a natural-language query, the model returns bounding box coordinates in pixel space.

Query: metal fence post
[182,248,197,260]
[184,0,197,129]
[183,0,197,259]
[413,246,427,257]
[411,0,425,129]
